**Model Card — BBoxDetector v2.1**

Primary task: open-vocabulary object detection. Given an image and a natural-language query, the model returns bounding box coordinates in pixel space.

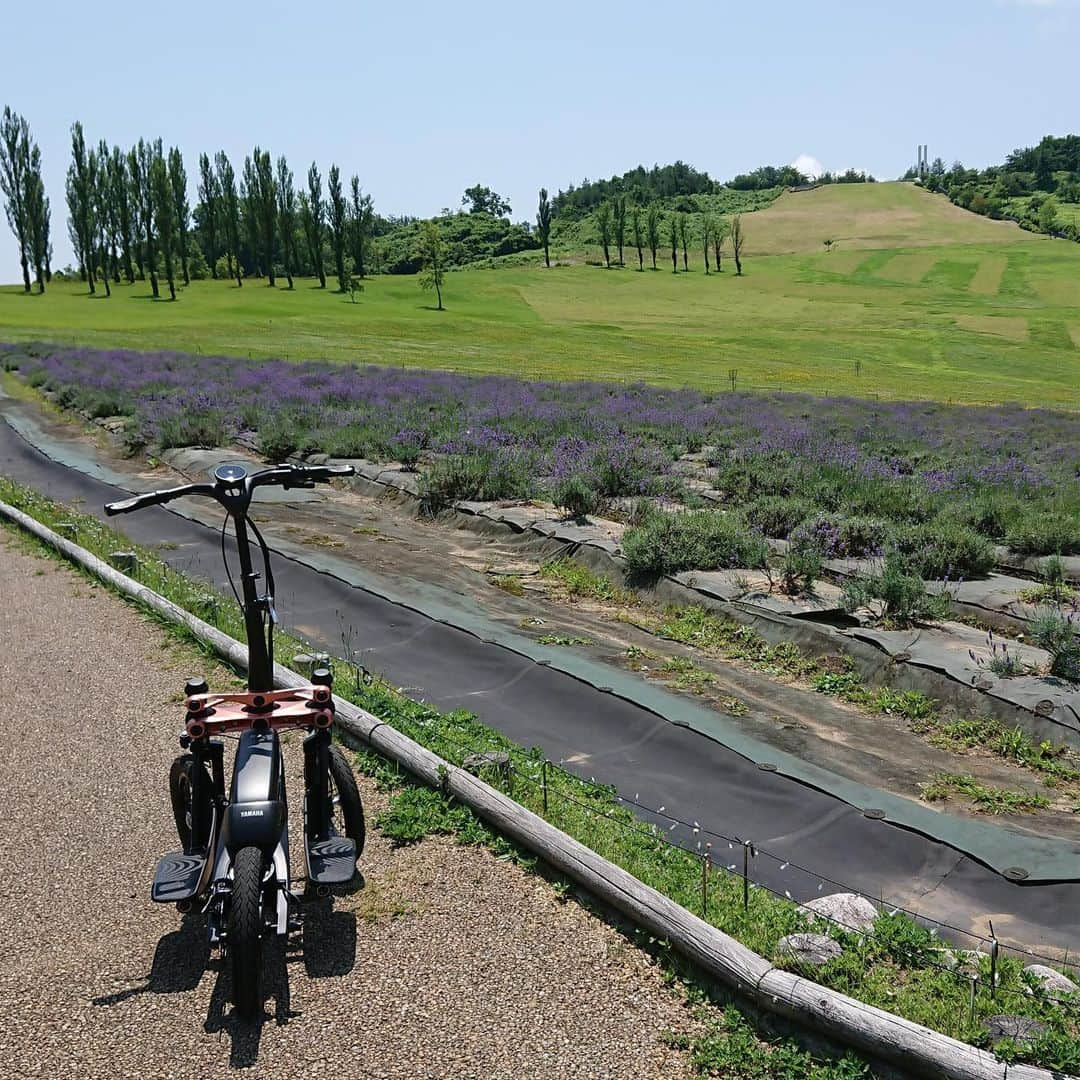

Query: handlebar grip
[104,482,213,515]
[104,491,162,515]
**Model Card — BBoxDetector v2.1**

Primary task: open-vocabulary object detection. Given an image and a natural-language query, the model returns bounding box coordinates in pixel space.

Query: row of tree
[0,107,51,292]
[536,188,745,275]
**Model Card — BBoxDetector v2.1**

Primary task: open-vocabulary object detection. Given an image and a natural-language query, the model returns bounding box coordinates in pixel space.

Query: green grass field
[2,183,1078,406]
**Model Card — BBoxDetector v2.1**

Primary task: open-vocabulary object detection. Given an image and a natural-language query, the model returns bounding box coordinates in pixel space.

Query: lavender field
[5,343,1079,570]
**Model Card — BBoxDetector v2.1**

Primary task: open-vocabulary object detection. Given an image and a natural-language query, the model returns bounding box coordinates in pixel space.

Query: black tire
[229,846,264,1020]
[169,754,212,852]
[328,744,365,857]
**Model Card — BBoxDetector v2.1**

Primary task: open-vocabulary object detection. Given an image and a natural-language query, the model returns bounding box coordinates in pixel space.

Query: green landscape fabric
[2,396,1076,883]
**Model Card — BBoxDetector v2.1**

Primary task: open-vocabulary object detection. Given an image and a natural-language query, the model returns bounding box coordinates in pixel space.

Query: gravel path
[0,535,695,1079]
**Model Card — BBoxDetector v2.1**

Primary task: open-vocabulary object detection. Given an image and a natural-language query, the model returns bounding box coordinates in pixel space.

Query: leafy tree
[668,212,678,273]
[612,194,626,266]
[275,155,298,289]
[462,184,510,216]
[304,162,326,288]
[150,150,176,300]
[197,153,219,278]
[24,142,49,293]
[536,187,552,268]
[701,215,712,274]
[110,147,134,282]
[349,176,374,277]
[645,202,660,269]
[131,139,160,297]
[327,164,348,289]
[595,200,612,268]
[630,203,644,271]
[67,122,96,293]
[416,218,445,310]
[90,143,112,296]
[1034,150,1054,193]
[240,155,263,277]
[167,147,191,286]
[252,147,277,286]
[215,151,242,286]
[553,161,716,217]
[929,157,946,177]
[731,213,745,276]
[678,212,690,271]
[0,106,32,291]
[1038,196,1059,235]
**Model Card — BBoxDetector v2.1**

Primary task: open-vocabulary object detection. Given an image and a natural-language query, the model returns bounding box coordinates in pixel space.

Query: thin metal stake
[542,759,549,815]
[700,853,709,917]
[969,976,978,1027]
[988,920,998,1000]
[742,840,755,911]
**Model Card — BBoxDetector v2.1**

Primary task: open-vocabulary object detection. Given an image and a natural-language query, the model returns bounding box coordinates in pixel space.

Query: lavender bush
[4,342,1078,560]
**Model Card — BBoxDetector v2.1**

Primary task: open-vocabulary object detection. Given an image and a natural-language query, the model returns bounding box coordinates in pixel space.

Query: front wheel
[229,846,265,1019]
[329,744,365,856]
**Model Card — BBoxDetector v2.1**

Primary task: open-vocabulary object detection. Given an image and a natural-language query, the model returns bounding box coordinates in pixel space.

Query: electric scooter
[105,460,364,1018]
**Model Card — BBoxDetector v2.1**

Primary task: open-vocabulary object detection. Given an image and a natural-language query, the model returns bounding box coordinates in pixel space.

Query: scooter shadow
[201,882,361,1067]
[92,912,209,1007]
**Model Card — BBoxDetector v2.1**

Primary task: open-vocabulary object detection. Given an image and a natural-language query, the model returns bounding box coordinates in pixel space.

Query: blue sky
[1,0,1077,281]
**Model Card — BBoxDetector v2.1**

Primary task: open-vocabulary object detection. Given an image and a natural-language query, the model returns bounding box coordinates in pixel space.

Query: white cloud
[792,153,825,179]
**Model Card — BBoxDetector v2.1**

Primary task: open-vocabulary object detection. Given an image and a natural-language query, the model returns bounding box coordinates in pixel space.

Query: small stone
[984,1014,1048,1046]
[777,932,842,967]
[801,892,878,933]
[1024,964,1078,996]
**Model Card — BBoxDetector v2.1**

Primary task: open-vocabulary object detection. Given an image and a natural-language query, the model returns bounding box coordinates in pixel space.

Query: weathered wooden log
[1,498,1068,1080]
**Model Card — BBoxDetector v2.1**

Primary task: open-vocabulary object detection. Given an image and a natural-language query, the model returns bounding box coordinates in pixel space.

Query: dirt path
[0,534,694,1079]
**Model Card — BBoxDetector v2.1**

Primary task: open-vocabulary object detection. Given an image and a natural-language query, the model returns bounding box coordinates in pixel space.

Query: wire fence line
[374,690,1079,1004]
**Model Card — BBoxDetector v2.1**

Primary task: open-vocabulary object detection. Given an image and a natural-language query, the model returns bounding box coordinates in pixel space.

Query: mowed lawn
[1,184,1078,406]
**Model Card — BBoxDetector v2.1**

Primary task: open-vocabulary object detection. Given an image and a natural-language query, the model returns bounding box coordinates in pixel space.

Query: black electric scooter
[105,460,364,1018]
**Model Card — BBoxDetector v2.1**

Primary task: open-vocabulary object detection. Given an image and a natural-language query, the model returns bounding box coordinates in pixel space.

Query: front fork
[303,728,333,842]
[187,738,224,855]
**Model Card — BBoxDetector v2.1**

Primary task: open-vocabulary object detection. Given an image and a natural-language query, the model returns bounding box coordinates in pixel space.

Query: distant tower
[915,144,929,180]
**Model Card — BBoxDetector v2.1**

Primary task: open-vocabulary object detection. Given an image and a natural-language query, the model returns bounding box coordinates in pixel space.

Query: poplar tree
[595,200,612,268]
[109,147,134,282]
[327,164,348,289]
[151,151,177,300]
[24,144,49,293]
[197,152,219,277]
[678,213,690,271]
[713,217,729,271]
[668,213,678,273]
[612,194,626,266]
[349,176,373,278]
[536,187,552,268]
[168,147,191,285]
[215,151,242,285]
[304,162,326,287]
[731,214,745,275]
[127,146,145,280]
[275,155,298,289]
[240,155,262,277]
[91,144,112,296]
[67,122,96,292]
[701,215,712,274]
[0,106,32,291]
[630,203,644,271]
[645,203,660,270]
[130,139,160,297]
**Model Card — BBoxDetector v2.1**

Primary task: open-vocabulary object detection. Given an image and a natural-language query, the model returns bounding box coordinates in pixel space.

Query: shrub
[420,452,532,510]
[789,513,888,558]
[841,553,951,627]
[741,496,814,539]
[621,511,769,577]
[778,546,822,596]
[552,475,601,520]
[892,521,995,579]
[949,490,1023,539]
[156,411,228,449]
[1005,512,1080,556]
[258,418,302,462]
[1030,608,1080,681]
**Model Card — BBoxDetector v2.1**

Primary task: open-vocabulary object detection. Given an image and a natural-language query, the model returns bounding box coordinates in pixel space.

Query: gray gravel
[0,536,695,1079]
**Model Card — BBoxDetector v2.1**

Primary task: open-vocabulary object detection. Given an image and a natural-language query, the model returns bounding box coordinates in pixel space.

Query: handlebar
[104,462,355,516]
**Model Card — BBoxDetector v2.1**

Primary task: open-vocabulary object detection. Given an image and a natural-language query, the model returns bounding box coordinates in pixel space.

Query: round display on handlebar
[214,463,249,484]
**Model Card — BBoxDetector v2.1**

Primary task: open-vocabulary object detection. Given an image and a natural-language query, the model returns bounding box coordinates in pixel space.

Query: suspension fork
[188,738,225,855]
[303,728,332,841]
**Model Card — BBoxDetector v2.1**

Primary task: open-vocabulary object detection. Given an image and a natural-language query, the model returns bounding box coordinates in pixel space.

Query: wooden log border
[0,498,1065,1080]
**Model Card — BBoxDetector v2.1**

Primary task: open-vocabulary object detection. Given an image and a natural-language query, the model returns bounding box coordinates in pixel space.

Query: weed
[488,574,525,596]
[537,633,593,646]
[921,773,1050,814]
